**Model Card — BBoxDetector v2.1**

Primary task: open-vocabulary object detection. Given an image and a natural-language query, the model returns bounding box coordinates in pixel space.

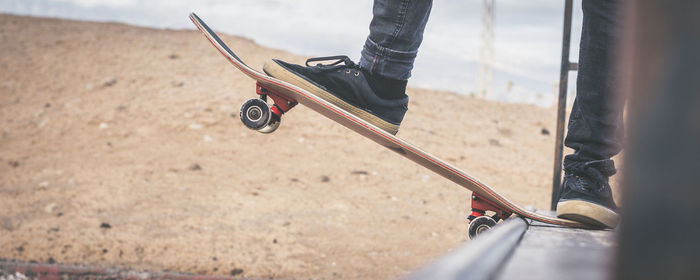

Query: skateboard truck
[467,192,513,239]
[239,82,298,134]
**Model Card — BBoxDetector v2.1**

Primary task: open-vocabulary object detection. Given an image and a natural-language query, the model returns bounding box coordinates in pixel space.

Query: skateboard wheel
[257,117,281,134]
[468,216,497,239]
[240,99,271,130]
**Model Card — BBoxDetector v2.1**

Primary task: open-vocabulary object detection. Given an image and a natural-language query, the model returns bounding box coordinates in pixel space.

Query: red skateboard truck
[239,82,298,134]
[467,192,514,239]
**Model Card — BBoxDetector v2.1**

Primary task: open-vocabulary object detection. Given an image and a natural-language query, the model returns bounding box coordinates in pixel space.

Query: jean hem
[359,38,417,80]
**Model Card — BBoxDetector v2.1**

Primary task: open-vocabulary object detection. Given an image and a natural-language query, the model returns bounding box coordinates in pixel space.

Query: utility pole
[477,0,495,98]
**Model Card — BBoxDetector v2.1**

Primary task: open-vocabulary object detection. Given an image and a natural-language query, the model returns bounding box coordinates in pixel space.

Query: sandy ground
[0,14,621,279]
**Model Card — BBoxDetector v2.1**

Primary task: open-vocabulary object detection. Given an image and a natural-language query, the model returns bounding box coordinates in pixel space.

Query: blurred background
[1,0,582,107]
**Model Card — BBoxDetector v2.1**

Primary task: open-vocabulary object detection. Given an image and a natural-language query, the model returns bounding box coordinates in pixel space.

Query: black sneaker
[263,56,409,135]
[556,160,620,228]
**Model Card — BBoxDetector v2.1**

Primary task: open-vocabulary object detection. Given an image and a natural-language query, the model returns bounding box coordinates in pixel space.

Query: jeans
[563,0,624,178]
[359,0,433,80]
[362,0,624,178]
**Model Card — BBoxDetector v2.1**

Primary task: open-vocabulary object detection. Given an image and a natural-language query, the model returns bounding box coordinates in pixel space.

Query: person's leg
[359,0,433,81]
[263,0,433,135]
[557,0,625,228]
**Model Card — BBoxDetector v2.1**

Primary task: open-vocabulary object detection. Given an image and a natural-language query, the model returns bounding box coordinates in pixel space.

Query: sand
[0,14,621,279]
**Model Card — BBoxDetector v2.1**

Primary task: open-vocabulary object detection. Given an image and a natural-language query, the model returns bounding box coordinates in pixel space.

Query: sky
[0,0,584,106]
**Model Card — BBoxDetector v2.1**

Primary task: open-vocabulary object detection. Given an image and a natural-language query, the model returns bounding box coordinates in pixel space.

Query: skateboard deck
[189,13,592,231]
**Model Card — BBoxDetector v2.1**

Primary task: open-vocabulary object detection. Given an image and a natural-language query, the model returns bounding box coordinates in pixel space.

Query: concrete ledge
[407,217,528,280]
[496,223,616,280]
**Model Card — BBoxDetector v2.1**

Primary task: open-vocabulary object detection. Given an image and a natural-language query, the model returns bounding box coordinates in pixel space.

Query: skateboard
[189,13,593,238]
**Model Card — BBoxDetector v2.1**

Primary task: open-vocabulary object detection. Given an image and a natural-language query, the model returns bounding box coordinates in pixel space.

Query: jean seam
[370,55,379,73]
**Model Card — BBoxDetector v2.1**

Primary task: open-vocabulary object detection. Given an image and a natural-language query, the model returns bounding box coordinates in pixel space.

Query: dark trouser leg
[359,0,433,80]
[563,0,624,177]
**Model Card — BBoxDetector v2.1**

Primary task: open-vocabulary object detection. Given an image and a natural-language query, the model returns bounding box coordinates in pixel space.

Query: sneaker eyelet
[345,69,351,74]
[354,72,360,76]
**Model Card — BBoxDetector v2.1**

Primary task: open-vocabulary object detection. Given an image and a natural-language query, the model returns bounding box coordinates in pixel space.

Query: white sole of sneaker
[263,60,400,135]
[557,200,620,229]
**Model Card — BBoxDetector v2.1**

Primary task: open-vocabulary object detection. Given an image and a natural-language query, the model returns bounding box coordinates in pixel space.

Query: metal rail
[550,0,579,210]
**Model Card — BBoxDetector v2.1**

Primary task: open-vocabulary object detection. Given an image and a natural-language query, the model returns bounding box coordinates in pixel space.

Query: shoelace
[569,173,610,197]
[305,55,360,73]
[565,159,616,196]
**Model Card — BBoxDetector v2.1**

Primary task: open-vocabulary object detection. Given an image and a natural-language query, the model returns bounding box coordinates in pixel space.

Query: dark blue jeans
[563,0,624,178]
[361,0,624,177]
[359,0,433,80]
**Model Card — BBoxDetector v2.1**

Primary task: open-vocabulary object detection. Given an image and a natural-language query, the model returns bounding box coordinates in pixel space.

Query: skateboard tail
[189,13,249,67]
